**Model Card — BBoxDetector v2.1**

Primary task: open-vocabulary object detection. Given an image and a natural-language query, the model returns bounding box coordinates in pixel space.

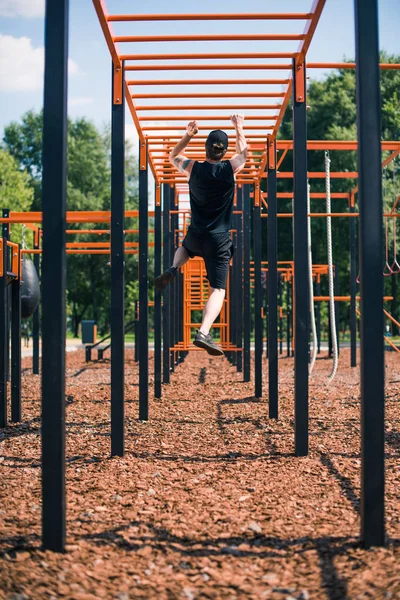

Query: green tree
[3,110,143,336]
[276,52,400,337]
[0,148,34,211]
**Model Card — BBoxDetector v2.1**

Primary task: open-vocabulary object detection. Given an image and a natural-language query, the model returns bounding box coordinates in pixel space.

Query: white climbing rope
[325,151,338,383]
[307,182,317,374]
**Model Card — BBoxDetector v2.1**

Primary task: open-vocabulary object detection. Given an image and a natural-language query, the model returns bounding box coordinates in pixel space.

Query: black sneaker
[154,267,177,292]
[193,330,224,356]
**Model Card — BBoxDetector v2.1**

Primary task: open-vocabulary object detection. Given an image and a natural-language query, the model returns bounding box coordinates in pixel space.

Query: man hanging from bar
[154,115,247,356]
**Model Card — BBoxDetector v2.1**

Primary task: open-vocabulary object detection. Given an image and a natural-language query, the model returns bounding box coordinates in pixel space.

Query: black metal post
[279,274,283,355]
[33,238,40,374]
[0,237,7,428]
[334,262,340,355]
[11,270,21,423]
[316,280,321,354]
[355,0,385,548]
[170,200,176,371]
[162,184,170,383]
[134,300,139,363]
[169,189,175,373]
[286,279,291,358]
[268,155,278,418]
[139,141,149,420]
[41,0,68,552]
[236,188,243,372]
[292,59,309,457]
[154,188,162,398]
[3,210,10,384]
[243,185,251,382]
[231,233,237,366]
[254,197,262,398]
[265,274,269,358]
[110,61,125,456]
[350,204,357,366]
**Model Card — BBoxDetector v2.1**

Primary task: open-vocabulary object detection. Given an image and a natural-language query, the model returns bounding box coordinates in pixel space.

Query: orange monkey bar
[92,0,328,184]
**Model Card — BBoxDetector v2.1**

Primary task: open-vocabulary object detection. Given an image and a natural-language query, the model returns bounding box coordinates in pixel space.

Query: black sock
[167,266,177,277]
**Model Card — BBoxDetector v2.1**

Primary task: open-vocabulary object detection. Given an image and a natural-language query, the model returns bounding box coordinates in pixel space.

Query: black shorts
[182,228,234,290]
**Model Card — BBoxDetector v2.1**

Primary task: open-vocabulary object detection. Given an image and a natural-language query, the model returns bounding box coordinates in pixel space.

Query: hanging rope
[391,217,400,274]
[384,219,392,276]
[307,181,317,374]
[325,151,338,383]
[22,224,26,250]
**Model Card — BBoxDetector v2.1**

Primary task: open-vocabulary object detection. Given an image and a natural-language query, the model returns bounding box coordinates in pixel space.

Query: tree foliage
[0,148,34,211]
[3,111,141,335]
[274,52,400,336]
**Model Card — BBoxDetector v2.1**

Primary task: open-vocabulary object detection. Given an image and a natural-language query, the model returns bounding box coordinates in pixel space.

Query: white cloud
[69,96,94,107]
[0,35,80,92]
[0,0,45,18]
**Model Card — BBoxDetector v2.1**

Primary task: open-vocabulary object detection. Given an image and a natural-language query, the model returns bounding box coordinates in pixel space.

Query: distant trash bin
[81,320,97,344]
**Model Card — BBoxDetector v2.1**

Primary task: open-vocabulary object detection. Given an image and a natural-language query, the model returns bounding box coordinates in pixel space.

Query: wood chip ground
[0,349,399,599]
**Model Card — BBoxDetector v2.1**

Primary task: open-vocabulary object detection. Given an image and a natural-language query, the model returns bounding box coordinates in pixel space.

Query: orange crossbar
[139,115,277,121]
[133,93,287,99]
[308,62,400,70]
[127,78,290,86]
[109,13,312,22]
[121,52,297,60]
[114,34,306,43]
[127,64,293,71]
[136,104,283,111]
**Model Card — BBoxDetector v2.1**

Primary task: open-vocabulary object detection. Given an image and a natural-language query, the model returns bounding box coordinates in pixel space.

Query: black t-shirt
[188,160,235,234]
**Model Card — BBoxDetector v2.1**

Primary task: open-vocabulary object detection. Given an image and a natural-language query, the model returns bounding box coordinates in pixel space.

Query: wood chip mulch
[0,348,399,599]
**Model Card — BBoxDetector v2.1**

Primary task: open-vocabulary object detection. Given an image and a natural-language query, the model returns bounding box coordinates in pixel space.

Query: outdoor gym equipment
[0,0,395,554]
[391,217,400,273]
[20,257,40,319]
[307,182,317,375]
[325,152,338,383]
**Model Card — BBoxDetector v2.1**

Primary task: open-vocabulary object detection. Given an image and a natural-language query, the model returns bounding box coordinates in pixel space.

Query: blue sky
[0,0,399,148]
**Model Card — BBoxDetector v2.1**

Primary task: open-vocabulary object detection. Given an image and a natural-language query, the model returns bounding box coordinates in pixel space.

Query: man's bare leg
[199,288,226,336]
[172,246,190,269]
[154,246,190,291]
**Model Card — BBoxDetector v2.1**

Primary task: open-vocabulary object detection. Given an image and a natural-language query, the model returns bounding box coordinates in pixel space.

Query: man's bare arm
[169,121,198,176]
[229,114,248,174]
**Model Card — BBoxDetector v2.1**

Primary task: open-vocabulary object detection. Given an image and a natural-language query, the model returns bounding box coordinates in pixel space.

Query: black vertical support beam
[41,0,68,552]
[334,262,340,355]
[286,279,291,358]
[11,272,21,423]
[254,198,262,398]
[33,239,40,374]
[316,280,321,354]
[243,185,251,383]
[236,188,243,372]
[111,61,125,456]
[350,205,357,366]
[293,59,309,457]
[162,184,170,383]
[265,275,269,358]
[134,300,139,363]
[268,157,278,418]
[2,210,10,384]
[355,0,385,548]
[177,270,183,363]
[154,188,162,398]
[230,235,237,366]
[169,188,175,373]
[279,275,283,355]
[0,237,7,428]
[139,141,149,420]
